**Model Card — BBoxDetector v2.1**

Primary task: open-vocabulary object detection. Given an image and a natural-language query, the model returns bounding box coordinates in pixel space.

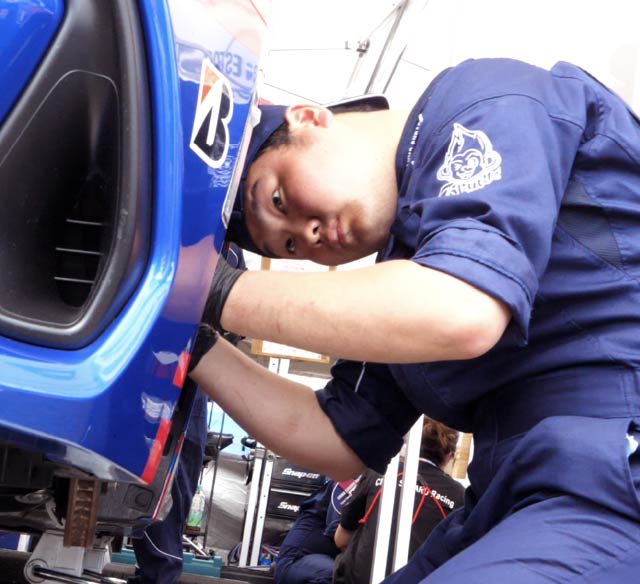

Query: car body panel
[0,0,63,121]
[0,0,268,494]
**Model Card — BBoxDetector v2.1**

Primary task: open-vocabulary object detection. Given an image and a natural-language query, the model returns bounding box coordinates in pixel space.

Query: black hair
[253,120,292,162]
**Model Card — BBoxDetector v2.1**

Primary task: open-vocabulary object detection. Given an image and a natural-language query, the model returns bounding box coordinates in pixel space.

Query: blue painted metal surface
[0,0,268,482]
[0,0,63,122]
[0,531,20,550]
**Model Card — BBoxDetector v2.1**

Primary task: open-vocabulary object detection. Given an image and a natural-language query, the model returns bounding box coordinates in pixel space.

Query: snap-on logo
[281,468,321,480]
[277,501,300,512]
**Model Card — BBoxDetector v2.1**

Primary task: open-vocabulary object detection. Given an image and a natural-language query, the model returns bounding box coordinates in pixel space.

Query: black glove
[202,256,245,334]
[188,324,220,373]
[222,331,244,347]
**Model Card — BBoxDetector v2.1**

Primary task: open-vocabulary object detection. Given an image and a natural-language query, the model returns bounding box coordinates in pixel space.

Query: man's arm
[222,259,511,364]
[189,337,366,480]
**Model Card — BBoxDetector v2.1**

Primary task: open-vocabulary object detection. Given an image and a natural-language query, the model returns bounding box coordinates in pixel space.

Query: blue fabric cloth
[129,391,208,584]
[275,553,336,584]
[315,58,640,581]
[274,480,343,584]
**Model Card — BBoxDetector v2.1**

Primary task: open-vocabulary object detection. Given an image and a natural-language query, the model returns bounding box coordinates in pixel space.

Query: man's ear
[284,104,333,129]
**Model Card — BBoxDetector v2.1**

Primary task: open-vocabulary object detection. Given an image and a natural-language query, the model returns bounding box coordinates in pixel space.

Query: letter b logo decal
[190,59,233,168]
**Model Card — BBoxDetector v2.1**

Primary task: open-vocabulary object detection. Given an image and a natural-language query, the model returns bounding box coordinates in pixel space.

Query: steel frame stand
[23,530,124,584]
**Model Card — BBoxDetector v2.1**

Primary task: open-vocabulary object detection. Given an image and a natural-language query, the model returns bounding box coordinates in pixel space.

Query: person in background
[130,245,246,584]
[273,478,345,584]
[127,391,208,584]
[333,418,465,584]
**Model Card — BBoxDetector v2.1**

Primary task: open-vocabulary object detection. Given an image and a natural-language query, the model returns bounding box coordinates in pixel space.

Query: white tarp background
[260,0,640,111]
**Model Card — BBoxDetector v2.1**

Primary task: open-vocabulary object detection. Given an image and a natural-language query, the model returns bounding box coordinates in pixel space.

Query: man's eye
[286,238,296,255]
[272,190,284,211]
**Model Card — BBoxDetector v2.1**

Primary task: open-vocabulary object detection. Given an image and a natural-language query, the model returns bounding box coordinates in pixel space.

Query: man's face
[243,111,393,266]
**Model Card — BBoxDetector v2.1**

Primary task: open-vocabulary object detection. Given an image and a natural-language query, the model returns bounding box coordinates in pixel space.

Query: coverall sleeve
[339,471,376,531]
[401,94,584,341]
[315,360,420,474]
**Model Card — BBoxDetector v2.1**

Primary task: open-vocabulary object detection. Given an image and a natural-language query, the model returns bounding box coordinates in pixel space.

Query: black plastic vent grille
[55,219,105,307]
[0,443,52,492]
[54,175,110,307]
[0,0,150,348]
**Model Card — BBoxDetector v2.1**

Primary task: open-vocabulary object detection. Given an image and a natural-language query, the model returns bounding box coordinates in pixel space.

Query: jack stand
[24,531,125,584]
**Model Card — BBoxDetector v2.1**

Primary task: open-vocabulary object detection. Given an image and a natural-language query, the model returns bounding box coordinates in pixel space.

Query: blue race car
[0,0,269,579]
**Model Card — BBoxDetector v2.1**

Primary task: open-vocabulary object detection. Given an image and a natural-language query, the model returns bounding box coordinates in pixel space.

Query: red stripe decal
[173,351,191,388]
[152,434,186,520]
[140,418,172,485]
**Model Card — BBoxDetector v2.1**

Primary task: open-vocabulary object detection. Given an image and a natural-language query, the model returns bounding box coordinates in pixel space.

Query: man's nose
[301,218,321,246]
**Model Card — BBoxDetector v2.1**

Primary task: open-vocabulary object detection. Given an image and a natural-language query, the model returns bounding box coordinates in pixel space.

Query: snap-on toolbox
[266,458,325,519]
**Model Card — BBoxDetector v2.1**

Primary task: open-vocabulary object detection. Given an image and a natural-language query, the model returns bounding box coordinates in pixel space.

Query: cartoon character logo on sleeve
[436,123,502,197]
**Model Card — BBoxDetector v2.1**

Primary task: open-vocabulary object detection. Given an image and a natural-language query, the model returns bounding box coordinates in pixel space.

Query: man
[189,58,640,582]
[130,245,246,583]
[274,478,350,584]
[128,391,208,584]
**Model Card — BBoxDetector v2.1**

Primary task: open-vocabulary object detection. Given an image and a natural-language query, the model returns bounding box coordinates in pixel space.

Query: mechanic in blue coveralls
[131,245,246,584]
[274,478,348,584]
[128,391,207,584]
[188,58,640,582]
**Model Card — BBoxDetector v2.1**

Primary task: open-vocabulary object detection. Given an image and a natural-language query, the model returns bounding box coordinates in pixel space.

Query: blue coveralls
[130,244,246,583]
[316,59,640,582]
[130,390,208,584]
[274,479,342,584]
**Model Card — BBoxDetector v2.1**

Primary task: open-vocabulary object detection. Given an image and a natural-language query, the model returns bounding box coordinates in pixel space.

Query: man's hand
[188,324,219,373]
[202,256,245,334]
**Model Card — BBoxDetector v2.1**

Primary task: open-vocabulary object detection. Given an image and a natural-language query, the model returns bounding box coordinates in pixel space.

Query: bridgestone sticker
[190,58,234,168]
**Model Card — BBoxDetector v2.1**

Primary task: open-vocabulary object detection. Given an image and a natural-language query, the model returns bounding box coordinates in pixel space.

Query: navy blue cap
[227,95,390,256]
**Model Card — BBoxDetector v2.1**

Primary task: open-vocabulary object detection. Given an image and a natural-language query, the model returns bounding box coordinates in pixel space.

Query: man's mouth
[326,218,345,248]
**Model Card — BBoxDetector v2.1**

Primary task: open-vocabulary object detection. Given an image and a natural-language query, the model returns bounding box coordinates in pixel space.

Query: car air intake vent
[0,0,150,348]
[55,185,109,308]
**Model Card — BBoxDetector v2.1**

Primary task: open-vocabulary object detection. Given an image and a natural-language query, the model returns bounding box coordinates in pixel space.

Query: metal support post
[370,453,400,584]
[249,452,275,566]
[392,416,423,571]
[239,447,265,567]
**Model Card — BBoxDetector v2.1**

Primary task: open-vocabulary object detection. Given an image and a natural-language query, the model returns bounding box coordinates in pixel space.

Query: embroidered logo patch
[436,123,502,197]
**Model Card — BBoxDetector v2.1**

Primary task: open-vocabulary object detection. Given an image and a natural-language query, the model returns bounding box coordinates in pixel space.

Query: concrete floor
[200,454,249,561]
